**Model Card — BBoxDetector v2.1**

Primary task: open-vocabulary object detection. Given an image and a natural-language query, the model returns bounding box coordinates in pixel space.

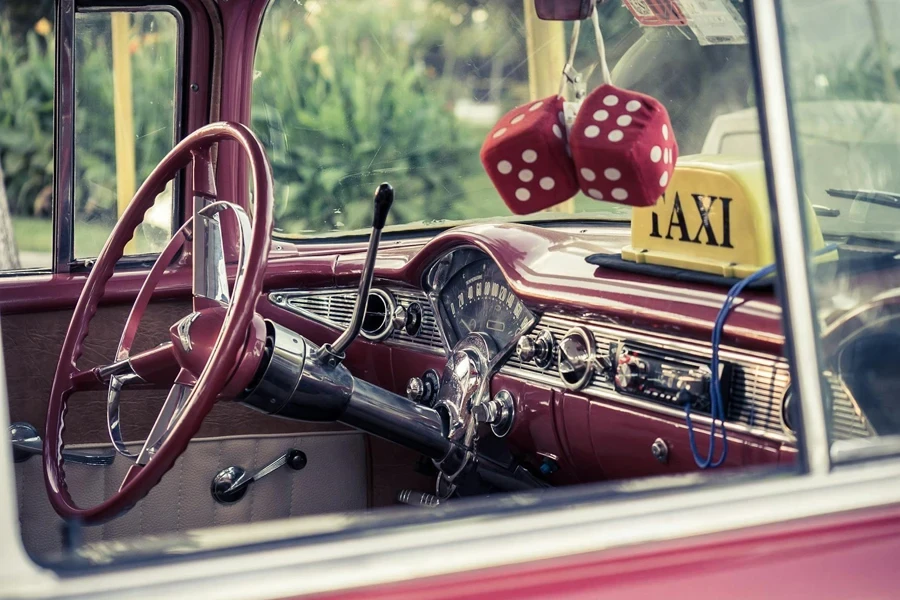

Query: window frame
[4,0,900,594]
[52,0,187,274]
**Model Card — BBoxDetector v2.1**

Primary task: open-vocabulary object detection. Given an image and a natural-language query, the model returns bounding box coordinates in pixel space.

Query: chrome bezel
[558,326,596,391]
[360,288,396,342]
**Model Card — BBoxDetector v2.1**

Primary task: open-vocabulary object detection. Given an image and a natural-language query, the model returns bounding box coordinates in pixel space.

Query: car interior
[2,0,897,569]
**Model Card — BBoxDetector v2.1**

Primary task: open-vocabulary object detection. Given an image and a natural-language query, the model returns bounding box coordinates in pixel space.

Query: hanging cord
[558,20,583,97]
[590,4,612,85]
[685,244,839,469]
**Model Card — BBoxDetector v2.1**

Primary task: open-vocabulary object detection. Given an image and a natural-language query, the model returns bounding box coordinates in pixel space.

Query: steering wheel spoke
[193,198,231,310]
[134,373,194,467]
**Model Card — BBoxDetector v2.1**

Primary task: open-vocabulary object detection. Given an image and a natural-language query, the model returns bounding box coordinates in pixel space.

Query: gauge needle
[461,319,475,333]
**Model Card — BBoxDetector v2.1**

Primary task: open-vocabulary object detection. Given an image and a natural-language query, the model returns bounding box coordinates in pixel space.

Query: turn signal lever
[318,183,394,366]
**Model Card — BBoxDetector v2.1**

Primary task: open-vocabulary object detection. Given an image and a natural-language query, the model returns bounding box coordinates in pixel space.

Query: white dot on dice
[603,95,619,106]
[558,111,565,125]
[585,125,600,138]
[493,127,507,139]
[608,130,624,142]
[660,171,669,187]
[519,169,534,182]
[497,160,512,174]
[580,168,596,182]
[650,146,662,163]
[664,148,670,164]
[626,100,641,112]
[617,115,632,127]
[612,188,629,200]
[588,189,603,200]
[540,177,555,190]
[511,114,524,125]
[530,101,543,112]
[662,124,669,140]
[522,149,538,163]
[516,188,531,201]
[593,109,609,121]
[552,124,562,139]
[604,168,621,181]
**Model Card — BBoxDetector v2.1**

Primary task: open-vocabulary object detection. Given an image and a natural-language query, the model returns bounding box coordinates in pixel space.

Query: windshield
[252,0,762,237]
[252,0,900,243]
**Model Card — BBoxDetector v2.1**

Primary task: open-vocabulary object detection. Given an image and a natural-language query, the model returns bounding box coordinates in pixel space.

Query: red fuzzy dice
[480,95,580,215]
[569,84,677,207]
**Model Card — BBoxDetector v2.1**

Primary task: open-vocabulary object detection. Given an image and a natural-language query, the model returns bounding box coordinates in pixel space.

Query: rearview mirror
[534,0,595,21]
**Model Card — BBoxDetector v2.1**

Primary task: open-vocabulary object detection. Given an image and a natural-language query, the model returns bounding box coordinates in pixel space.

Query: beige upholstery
[15,431,368,557]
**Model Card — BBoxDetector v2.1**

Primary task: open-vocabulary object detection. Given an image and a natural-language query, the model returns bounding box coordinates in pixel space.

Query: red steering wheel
[44,122,274,524]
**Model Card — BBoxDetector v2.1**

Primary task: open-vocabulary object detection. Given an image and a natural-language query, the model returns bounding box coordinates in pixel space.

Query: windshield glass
[252,0,762,237]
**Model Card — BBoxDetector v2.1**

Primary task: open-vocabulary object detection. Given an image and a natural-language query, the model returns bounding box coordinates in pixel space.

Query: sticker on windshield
[623,0,688,26]
[677,0,748,46]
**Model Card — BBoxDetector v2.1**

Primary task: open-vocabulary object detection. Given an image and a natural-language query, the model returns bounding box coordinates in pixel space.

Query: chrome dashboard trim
[269,287,870,446]
[269,288,446,356]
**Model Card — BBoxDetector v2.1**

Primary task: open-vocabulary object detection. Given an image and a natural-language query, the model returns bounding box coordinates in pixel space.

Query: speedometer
[439,258,534,353]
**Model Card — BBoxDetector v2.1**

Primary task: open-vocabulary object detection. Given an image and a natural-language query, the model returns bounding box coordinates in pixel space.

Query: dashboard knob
[472,390,515,438]
[516,336,536,362]
[406,377,424,402]
[392,305,408,331]
[615,357,646,389]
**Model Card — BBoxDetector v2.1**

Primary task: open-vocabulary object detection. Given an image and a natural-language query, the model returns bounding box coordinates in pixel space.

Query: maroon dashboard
[255,222,848,485]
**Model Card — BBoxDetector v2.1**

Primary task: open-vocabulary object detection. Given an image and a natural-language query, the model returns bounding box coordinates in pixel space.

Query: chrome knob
[406,377,425,402]
[615,357,646,389]
[472,390,515,438]
[517,335,536,362]
[392,304,408,330]
[517,329,555,369]
[651,438,669,464]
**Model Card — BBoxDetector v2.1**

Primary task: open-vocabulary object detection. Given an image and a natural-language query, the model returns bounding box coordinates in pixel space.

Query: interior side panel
[15,432,367,556]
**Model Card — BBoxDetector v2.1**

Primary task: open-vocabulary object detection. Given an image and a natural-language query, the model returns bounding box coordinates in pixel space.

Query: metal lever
[211,448,307,504]
[318,183,394,365]
[10,422,115,466]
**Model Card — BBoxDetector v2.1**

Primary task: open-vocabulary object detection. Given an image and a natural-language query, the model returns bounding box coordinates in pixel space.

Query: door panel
[15,431,367,556]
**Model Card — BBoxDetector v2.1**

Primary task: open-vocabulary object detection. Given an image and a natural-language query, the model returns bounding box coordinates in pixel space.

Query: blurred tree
[0,159,20,269]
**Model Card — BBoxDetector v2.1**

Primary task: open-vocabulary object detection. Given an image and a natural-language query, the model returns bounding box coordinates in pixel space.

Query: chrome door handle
[10,422,115,466]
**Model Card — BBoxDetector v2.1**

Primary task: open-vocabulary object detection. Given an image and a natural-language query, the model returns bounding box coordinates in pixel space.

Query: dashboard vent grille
[827,373,874,440]
[275,288,444,354]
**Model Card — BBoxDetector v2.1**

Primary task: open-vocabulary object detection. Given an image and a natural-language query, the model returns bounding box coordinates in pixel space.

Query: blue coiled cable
[685,245,837,469]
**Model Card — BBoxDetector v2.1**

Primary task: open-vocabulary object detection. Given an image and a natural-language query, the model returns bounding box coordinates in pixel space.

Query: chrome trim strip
[53,0,76,273]
[749,0,831,475]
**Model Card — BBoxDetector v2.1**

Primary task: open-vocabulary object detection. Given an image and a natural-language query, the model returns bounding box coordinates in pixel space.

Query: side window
[74,10,178,258]
[781,1,900,454]
[0,12,54,270]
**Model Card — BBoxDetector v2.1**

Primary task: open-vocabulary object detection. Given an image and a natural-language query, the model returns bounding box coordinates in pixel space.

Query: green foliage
[0,13,177,222]
[0,20,54,215]
[252,0,487,233]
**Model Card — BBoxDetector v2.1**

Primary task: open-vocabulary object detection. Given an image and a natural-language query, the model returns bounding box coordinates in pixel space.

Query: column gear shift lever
[317,183,394,366]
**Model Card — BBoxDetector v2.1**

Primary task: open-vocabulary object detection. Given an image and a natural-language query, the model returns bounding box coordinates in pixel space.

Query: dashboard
[263,224,876,484]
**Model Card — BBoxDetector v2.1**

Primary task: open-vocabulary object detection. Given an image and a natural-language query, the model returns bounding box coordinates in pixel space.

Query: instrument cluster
[425,249,534,360]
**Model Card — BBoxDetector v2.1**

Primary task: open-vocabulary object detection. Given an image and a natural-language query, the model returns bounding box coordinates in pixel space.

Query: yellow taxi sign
[622,155,826,278]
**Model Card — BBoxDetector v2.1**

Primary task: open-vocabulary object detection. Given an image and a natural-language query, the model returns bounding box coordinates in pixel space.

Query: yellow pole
[111,13,137,253]
[523,0,574,213]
